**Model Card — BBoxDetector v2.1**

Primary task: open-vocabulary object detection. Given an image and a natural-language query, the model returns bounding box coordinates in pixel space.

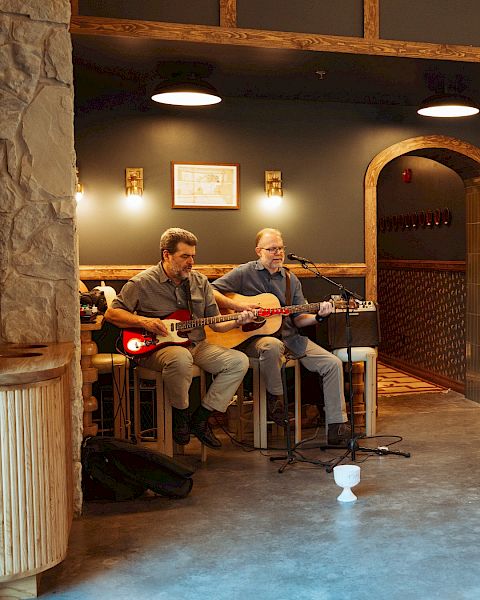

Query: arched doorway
[364,135,480,398]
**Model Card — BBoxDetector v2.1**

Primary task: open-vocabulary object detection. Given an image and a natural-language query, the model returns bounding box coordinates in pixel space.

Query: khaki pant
[244,337,347,424]
[138,341,249,412]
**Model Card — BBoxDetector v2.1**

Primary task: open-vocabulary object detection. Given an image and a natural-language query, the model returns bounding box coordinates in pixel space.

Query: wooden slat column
[0,343,73,598]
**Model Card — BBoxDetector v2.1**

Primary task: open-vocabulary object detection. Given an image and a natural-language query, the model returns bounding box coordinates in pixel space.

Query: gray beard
[172,266,190,281]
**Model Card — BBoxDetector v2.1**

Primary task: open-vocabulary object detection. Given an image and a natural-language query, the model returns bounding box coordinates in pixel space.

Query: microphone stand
[269,363,330,473]
[291,258,410,472]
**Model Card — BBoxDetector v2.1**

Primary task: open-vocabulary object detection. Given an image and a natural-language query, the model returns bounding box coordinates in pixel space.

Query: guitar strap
[284,266,291,305]
[284,266,300,337]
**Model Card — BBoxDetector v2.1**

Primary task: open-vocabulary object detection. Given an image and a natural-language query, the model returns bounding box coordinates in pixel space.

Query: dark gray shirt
[111,263,219,342]
[211,260,308,357]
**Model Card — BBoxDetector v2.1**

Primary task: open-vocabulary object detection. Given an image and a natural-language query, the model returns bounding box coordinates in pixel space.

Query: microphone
[287,253,311,263]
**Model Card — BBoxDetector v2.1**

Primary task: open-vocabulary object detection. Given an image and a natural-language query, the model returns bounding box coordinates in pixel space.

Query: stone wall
[0,1,82,512]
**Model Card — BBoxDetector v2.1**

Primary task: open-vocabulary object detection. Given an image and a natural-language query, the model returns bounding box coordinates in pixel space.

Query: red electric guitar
[122,293,350,356]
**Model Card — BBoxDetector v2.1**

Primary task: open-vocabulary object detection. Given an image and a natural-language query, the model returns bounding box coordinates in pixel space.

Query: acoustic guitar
[205,292,282,348]
[206,292,358,348]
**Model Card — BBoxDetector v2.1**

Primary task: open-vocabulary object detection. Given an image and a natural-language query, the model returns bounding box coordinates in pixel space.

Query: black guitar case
[81,437,194,501]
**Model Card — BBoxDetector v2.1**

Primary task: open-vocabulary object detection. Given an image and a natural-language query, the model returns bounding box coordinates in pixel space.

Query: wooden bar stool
[91,353,131,439]
[248,357,302,449]
[133,365,208,462]
[332,346,378,436]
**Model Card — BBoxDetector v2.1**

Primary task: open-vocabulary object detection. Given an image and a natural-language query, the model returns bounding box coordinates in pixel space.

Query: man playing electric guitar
[105,228,255,450]
[211,228,351,445]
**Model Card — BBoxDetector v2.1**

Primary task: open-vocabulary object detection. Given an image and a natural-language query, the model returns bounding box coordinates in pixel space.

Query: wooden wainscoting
[378,259,466,394]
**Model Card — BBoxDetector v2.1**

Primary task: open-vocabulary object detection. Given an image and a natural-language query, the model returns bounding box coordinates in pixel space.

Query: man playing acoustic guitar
[105,228,255,450]
[211,228,351,446]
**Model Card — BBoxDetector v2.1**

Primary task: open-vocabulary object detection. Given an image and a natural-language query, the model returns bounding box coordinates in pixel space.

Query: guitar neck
[176,312,241,331]
[176,300,325,332]
[284,302,322,315]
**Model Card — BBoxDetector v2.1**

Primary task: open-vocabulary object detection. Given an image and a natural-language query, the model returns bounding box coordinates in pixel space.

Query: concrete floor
[39,391,480,600]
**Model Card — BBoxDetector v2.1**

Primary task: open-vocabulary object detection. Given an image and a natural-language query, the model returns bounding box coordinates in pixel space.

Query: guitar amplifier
[316,301,380,350]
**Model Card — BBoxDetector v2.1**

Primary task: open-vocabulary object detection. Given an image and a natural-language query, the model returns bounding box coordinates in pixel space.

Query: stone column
[0,1,83,513]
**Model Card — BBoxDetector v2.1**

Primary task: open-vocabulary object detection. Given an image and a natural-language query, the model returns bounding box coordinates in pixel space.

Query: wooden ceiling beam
[70,15,480,63]
[219,0,237,28]
[363,0,379,40]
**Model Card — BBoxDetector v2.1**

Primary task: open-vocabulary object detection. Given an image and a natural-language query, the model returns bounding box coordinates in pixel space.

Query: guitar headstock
[329,297,359,310]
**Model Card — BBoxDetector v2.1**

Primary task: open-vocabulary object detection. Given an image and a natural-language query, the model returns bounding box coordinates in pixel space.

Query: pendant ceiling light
[151,74,222,107]
[417,93,479,117]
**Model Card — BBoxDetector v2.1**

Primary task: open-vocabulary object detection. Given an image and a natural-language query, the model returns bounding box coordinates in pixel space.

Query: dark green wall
[78,0,363,35]
[79,0,220,25]
[377,156,466,261]
[75,96,479,267]
[237,0,362,35]
[381,0,480,45]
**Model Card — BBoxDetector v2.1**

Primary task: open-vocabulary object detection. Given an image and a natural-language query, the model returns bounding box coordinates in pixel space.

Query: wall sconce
[125,167,144,197]
[265,171,283,197]
[75,168,84,201]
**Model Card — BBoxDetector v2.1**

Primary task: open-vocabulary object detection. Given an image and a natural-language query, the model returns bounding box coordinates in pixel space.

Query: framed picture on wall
[171,162,239,209]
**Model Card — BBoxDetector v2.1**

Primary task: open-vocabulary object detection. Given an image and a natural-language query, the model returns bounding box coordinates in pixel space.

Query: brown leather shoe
[190,405,222,449]
[190,419,222,449]
[327,422,352,445]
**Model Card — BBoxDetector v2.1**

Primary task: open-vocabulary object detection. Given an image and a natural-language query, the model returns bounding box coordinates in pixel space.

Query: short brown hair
[160,228,198,256]
[255,228,282,247]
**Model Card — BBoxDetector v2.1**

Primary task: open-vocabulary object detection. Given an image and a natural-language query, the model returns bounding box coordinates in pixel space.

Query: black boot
[267,393,287,427]
[190,406,222,449]
[172,408,190,446]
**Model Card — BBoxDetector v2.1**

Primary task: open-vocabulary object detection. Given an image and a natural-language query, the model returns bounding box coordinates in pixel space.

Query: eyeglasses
[258,246,286,254]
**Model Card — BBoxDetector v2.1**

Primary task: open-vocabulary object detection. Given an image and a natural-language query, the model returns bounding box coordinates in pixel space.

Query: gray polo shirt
[111,263,219,342]
[211,260,308,357]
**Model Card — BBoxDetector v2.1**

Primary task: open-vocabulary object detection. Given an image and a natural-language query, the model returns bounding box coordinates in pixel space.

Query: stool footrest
[133,366,208,463]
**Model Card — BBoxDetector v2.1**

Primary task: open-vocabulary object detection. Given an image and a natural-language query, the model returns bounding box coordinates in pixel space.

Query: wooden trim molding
[364,135,480,302]
[378,260,466,272]
[365,135,480,188]
[70,0,79,17]
[464,176,480,188]
[70,15,480,64]
[363,0,379,40]
[220,0,237,28]
[79,263,366,281]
